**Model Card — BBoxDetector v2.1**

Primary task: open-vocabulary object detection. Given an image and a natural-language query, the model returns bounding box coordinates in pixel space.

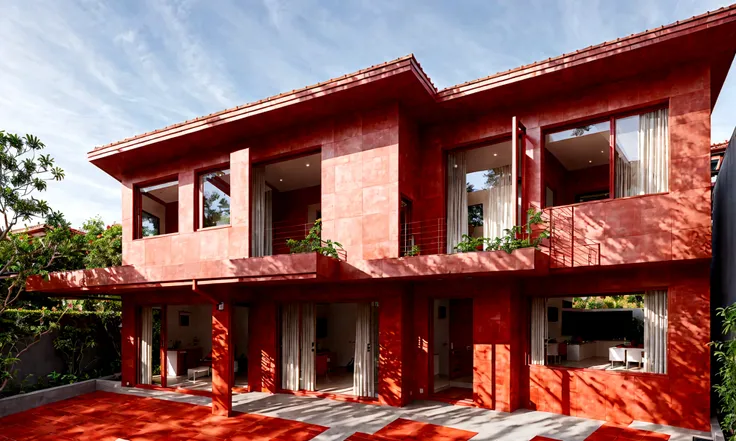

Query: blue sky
[1,0,734,227]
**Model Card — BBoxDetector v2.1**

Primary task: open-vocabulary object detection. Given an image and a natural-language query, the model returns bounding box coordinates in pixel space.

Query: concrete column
[212,302,233,416]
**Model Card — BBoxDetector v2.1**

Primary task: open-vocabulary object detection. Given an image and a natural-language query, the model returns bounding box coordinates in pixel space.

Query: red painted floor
[0,391,327,441]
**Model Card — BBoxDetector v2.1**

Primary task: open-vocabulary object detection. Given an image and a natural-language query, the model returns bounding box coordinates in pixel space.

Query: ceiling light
[601,150,604,153]
[588,160,593,163]
[453,164,458,168]
[493,153,498,157]
[279,179,283,182]
[306,163,310,167]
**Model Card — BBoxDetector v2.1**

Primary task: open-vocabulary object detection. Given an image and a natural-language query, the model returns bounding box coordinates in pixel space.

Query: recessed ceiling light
[601,150,604,153]
[588,160,593,163]
[453,164,458,168]
[306,163,310,167]
[493,153,498,157]
[279,178,283,182]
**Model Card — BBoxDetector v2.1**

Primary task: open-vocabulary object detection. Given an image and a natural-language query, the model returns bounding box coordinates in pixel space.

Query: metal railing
[400,218,448,256]
[264,221,347,260]
[545,206,601,268]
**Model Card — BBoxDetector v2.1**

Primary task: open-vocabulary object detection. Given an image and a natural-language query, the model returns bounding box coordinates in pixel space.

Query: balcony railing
[401,218,447,257]
[545,206,600,268]
[265,221,347,260]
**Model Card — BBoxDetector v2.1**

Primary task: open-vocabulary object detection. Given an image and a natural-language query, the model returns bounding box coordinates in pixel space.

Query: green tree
[82,217,122,269]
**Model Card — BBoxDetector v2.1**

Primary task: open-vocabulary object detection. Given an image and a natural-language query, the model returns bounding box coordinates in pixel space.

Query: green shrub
[712,303,736,440]
[286,219,345,260]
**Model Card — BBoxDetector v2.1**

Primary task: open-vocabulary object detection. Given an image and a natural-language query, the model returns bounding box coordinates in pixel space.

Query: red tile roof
[89,3,736,155]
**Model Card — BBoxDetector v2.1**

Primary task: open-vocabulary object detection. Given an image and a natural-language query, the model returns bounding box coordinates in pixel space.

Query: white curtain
[140,307,153,384]
[354,303,376,397]
[644,290,668,374]
[530,298,547,365]
[251,165,267,257]
[265,189,273,256]
[300,303,316,391]
[615,109,669,197]
[483,165,514,239]
[281,304,300,390]
[447,151,468,254]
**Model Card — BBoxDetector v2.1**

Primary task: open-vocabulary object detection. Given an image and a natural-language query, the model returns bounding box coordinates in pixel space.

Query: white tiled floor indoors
[96,380,709,441]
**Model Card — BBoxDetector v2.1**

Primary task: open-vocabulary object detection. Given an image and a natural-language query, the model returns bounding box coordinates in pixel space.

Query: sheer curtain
[483,165,514,239]
[299,303,315,391]
[265,189,273,256]
[447,151,468,253]
[281,304,300,390]
[530,298,547,365]
[140,307,153,384]
[644,290,668,374]
[615,109,669,197]
[251,166,267,257]
[354,303,376,397]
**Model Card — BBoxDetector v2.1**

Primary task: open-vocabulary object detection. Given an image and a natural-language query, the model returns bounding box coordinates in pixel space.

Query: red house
[27,5,736,432]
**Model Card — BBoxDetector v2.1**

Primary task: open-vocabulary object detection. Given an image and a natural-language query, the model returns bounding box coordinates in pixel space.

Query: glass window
[530,291,667,374]
[614,109,669,198]
[544,122,610,206]
[138,180,178,238]
[200,168,231,228]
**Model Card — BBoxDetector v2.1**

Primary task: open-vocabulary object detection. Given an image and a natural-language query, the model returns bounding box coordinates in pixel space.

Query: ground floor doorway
[432,298,473,401]
[280,302,378,398]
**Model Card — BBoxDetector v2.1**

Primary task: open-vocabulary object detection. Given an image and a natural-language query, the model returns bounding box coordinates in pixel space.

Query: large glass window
[544,108,669,207]
[199,168,231,229]
[137,180,179,238]
[544,121,610,207]
[614,109,669,197]
[530,290,667,374]
[446,140,513,253]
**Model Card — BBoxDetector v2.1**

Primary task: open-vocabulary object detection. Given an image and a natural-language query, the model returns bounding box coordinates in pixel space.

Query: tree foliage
[712,303,736,440]
[286,219,345,260]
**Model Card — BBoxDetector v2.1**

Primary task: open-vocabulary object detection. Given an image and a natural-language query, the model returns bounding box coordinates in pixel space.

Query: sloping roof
[10,224,85,236]
[89,4,736,158]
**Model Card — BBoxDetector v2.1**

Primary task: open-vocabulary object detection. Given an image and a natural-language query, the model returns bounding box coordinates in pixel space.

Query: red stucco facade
[27,6,736,431]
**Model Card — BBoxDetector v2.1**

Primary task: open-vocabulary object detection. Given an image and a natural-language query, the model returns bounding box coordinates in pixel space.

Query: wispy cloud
[0,0,733,228]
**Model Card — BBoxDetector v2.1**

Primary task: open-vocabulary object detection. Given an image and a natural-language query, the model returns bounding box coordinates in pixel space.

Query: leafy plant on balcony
[454,208,550,254]
[286,219,345,260]
[404,245,421,257]
[711,303,736,440]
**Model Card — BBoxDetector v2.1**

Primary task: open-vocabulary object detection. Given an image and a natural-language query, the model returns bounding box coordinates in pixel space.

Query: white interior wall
[233,306,249,359]
[167,304,212,354]
[142,197,167,234]
[433,299,450,376]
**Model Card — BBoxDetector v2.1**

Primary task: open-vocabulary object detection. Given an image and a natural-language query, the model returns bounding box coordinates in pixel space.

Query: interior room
[446,140,513,253]
[544,121,611,207]
[154,304,249,392]
[542,295,649,371]
[432,298,473,401]
[139,180,179,237]
[314,303,357,395]
[252,152,322,257]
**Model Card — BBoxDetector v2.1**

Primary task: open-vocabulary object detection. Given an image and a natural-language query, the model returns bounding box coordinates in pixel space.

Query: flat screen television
[561,310,633,340]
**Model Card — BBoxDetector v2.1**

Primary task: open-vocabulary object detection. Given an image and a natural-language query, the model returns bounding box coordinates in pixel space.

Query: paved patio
[0,383,710,441]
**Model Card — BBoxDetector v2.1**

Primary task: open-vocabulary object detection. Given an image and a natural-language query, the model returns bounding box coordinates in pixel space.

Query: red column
[121,298,137,387]
[248,301,278,393]
[212,302,233,416]
[160,305,168,388]
[379,294,406,407]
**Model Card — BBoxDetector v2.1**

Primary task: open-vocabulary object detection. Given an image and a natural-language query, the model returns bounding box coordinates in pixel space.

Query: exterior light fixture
[218,302,225,311]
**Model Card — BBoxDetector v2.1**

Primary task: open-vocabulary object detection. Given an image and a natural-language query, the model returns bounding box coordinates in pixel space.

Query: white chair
[608,347,626,368]
[547,343,560,364]
[626,348,644,369]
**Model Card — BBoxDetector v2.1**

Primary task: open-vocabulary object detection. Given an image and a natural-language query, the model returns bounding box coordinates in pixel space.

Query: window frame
[133,175,179,240]
[196,165,232,231]
[541,104,669,208]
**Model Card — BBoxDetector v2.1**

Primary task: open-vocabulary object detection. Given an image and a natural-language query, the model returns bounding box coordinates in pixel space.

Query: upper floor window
[199,168,231,229]
[137,179,179,238]
[544,108,668,208]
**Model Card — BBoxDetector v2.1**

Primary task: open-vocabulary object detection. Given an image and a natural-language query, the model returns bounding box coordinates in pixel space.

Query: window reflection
[200,169,231,228]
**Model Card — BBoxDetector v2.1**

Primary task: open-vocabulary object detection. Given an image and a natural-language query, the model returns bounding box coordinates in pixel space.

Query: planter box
[0,379,96,418]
